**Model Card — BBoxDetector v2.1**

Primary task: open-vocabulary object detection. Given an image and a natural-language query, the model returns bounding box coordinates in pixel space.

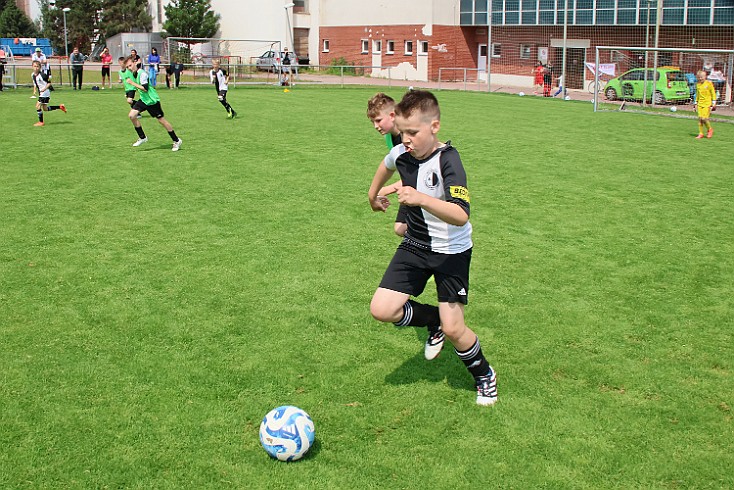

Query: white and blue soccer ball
[518,91,525,97]
[259,405,315,462]
[670,106,678,112]
[564,95,571,101]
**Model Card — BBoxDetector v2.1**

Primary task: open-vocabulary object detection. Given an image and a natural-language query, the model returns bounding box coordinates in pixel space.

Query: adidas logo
[458,288,467,296]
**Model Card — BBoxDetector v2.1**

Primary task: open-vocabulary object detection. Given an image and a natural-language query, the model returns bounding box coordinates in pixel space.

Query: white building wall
[148,0,457,65]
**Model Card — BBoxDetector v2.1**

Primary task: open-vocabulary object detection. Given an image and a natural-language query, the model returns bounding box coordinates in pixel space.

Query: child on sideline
[367,92,406,237]
[367,90,497,406]
[210,59,237,118]
[694,70,717,139]
[126,57,182,151]
[31,60,66,126]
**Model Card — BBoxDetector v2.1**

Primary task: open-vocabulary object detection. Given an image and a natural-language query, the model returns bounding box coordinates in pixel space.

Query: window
[322,39,329,52]
[293,0,307,13]
[418,41,429,55]
[520,44,532,59]
[373,40,382,54]
[491,43,501,58]
[713,5,734,24]
[521,0,537,24]
[386,40,395,54]
[361,40,369,54]
[460,0,473,24]
[405,40,413,55]
[663,8,685,23]
[687,7,711,23]
[618,9,637,23]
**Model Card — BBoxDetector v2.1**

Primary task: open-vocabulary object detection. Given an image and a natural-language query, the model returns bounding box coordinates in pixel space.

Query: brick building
[318,0,734,87]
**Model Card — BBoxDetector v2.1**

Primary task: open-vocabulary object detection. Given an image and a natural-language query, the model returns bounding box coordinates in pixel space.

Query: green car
[603,67,690,104]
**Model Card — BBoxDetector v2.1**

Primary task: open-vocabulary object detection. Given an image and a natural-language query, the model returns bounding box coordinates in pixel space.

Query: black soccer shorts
[379,240,472,304]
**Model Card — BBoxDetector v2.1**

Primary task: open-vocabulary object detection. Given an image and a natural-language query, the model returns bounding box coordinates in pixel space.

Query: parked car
[604,67,690,104]
[255,50,300,72]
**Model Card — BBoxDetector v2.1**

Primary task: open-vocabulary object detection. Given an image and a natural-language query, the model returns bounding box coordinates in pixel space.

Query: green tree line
[1,0,219,57]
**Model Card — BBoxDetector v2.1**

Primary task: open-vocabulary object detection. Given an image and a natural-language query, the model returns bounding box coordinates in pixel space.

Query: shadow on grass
[384,329,474,393]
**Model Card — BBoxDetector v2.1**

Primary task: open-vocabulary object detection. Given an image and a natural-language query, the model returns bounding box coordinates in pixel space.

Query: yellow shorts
[698,107,711,119]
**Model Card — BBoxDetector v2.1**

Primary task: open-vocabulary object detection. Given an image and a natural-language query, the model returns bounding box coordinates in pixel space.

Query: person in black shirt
[281,47,292,86]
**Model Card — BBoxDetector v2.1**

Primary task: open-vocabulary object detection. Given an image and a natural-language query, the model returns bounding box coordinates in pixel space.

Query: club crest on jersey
[450,186,470,202]
[424,172,440,190]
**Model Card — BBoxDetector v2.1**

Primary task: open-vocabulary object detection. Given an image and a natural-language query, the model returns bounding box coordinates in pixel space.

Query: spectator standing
[281,47,292,86]
[170,59,184,88]
[70,47,85,90]
[100,47,113,89]
[130,49,142,70]
[0,48,6,92]
[147,47,160,87]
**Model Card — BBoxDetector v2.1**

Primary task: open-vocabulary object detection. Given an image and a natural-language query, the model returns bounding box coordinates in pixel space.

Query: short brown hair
[367,93,395,119]
[395,90,440,121]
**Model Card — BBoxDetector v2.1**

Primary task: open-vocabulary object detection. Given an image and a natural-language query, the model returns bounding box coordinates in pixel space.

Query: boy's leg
[371,287,443,359]
[218,91,232,114]
[371,288,440,329]
[439,302,497,406]
[35,103,45,124]
[157,116,182,150]
[129,108,148,144]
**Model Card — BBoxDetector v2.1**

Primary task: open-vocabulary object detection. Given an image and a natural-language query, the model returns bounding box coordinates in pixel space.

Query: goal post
[592,45,734,121]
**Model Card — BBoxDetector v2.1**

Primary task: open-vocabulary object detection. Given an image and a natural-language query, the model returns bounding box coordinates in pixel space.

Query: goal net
[164,37,283,86]
[592,46,734,121]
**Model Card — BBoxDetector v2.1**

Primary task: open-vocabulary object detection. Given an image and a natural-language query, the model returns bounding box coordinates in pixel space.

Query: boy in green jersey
[126,57,182,151]
[367,92,407,237]
[118,57,137,108]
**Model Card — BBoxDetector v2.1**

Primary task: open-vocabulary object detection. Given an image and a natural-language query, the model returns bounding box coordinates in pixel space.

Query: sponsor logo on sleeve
[449,186,470,203]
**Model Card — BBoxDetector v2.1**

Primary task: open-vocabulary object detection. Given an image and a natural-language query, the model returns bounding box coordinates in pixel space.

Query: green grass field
[1,85,732,488]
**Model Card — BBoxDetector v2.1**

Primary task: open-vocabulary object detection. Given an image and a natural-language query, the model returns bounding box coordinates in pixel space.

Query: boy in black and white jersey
[367,90,497,406]
[31,60,66,127]
[210,59,237,118]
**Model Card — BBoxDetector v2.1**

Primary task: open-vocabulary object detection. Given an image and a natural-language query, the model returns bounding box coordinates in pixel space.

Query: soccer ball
[408,86,414,91]
[518,91,525,97]
[670,106,677,112]
[564,95,571,101]
[259,405,315,462]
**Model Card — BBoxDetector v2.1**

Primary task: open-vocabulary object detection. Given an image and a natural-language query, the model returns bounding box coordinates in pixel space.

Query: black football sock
[135,126,146,139]
[455,337,491,379]
[48,105,60,111]
[394,300,440,330]
[37,110,43,122]
[168,130,179,142]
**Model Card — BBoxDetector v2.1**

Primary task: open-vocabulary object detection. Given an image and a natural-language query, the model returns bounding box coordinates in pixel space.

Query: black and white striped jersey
[32,71,51,97]
[210,68,228,92]
[384,143,473,254]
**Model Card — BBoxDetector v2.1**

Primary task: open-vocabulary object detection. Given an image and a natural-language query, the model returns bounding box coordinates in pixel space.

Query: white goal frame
[593,46,734,115]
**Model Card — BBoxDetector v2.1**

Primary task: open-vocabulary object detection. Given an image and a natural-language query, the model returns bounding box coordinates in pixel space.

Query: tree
[0,3,39,38]
[162,0,220,40]
[100,0,152,39]
[38,0,101,55]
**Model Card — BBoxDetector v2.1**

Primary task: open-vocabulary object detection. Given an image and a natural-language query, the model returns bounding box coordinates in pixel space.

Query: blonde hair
[367,93,395,119]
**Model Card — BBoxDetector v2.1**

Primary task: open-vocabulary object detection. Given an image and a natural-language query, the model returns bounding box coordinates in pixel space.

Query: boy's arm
[128,78,145,91]
[397,188,468,226]
[397,148,470,226]
[379,180,403,196]
[368,161,395,212]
